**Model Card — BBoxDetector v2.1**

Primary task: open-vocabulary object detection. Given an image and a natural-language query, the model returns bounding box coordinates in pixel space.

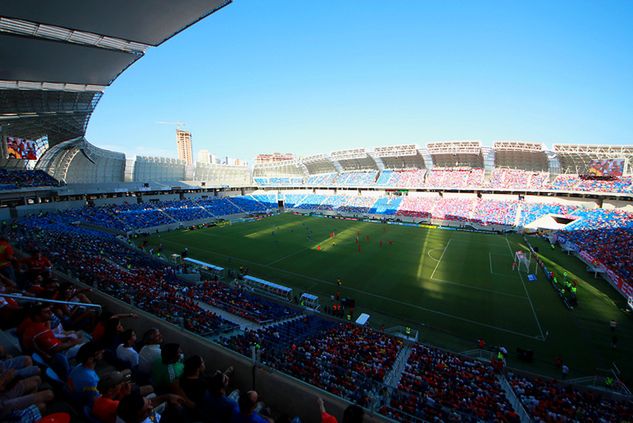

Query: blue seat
[45,367,65,386]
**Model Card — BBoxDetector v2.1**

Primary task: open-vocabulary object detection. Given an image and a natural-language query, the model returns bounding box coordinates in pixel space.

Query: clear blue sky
[86,0,633,163]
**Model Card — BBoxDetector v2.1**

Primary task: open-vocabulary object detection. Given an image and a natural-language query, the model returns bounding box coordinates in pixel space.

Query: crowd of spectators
[194,280,300,324]
[551,175,633,193]
[471,200,519,226]
[508,372,633,422]
[223,317,403,407]
[488,169,550,190]
[317,196,349,211]
[305,173,337,186]
[518,203,579,227]
[424,168,484,189]
[0,245,280,422]
[396,196,434,218]
[0,169,60,190]
[337,196,377,214]
[430,198,475,222]
[561,228,633,283]
[335,172,378,187]
[2,195,632,422]
[374,170,427,188]
[255,168,633,193]
[392,170,427,188]
[383,344,518,422]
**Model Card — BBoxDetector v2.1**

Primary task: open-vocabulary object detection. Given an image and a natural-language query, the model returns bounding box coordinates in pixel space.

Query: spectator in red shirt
[92,371,133,423]
[0,236,16,283]
[27,249,52,279]
[17,303,84,379]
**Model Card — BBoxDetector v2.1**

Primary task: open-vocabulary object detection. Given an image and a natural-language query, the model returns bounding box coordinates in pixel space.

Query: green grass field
[141,213,633,382]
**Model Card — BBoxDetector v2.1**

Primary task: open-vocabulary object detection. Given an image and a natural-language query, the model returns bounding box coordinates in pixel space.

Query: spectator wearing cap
[116,329,139,370]
[67,342,105,405]
[92,371,132,423]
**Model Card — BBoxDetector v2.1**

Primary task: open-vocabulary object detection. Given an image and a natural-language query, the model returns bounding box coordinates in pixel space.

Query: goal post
[514,250,531,273]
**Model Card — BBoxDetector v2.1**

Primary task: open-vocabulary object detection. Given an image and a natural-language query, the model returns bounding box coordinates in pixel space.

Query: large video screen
[587,159,625,177]
[5,136,39,160]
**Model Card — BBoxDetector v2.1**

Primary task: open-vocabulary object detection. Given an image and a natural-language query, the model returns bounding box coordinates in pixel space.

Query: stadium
[1,2,632,423]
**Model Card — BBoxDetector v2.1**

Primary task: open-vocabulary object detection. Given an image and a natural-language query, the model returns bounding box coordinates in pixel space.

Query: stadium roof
[0,0,231,146]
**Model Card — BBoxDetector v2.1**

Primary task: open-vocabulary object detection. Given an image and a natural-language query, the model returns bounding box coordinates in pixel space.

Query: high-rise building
[197,149,210,165]
[176,129,193,165]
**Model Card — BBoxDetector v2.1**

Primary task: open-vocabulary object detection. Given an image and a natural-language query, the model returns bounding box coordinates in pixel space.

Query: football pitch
[142,213,632,380]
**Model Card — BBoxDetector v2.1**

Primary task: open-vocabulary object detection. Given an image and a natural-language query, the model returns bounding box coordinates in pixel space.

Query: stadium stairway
[156,206,179,223]
[290,194,309,208]
[196,300,260,330]
[382,344,413,389]
[248,194,269,209]
[497,374,532,423]
[226,197,246,213]
[191,198,217,218]
[514,204,524,227]
[260,313,307,329]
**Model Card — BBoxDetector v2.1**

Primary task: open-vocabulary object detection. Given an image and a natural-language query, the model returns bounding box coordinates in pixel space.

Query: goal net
[514,250,531,273]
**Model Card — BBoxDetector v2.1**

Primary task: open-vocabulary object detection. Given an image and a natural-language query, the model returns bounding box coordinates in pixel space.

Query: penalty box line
[164,238,542,341]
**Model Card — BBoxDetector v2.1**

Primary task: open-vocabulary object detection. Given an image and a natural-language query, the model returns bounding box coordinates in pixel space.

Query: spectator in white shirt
[138,328,163,375]
[116,329,139,369]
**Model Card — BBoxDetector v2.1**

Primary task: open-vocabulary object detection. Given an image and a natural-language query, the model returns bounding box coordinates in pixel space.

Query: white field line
[505,236,545,340]
[266,249,309,266]
[430,239,452,280]
[429,276,528,300]
[162,237,542,340]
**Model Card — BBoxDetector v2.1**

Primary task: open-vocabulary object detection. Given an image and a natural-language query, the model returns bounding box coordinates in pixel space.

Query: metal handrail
[0,293,101,309]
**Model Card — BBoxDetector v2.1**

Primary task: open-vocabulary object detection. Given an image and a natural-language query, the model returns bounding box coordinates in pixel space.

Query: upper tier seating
[0,169,60,190]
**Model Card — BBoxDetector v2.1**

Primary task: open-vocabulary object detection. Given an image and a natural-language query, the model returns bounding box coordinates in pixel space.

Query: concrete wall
[142,194,181,202]
[442,192,477,199]
[482,193,519,201]
[93,197,136,207]
[405,192,440,199]
[602,199,633,212]
[523,195,599,208]
[15,200,86,217]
